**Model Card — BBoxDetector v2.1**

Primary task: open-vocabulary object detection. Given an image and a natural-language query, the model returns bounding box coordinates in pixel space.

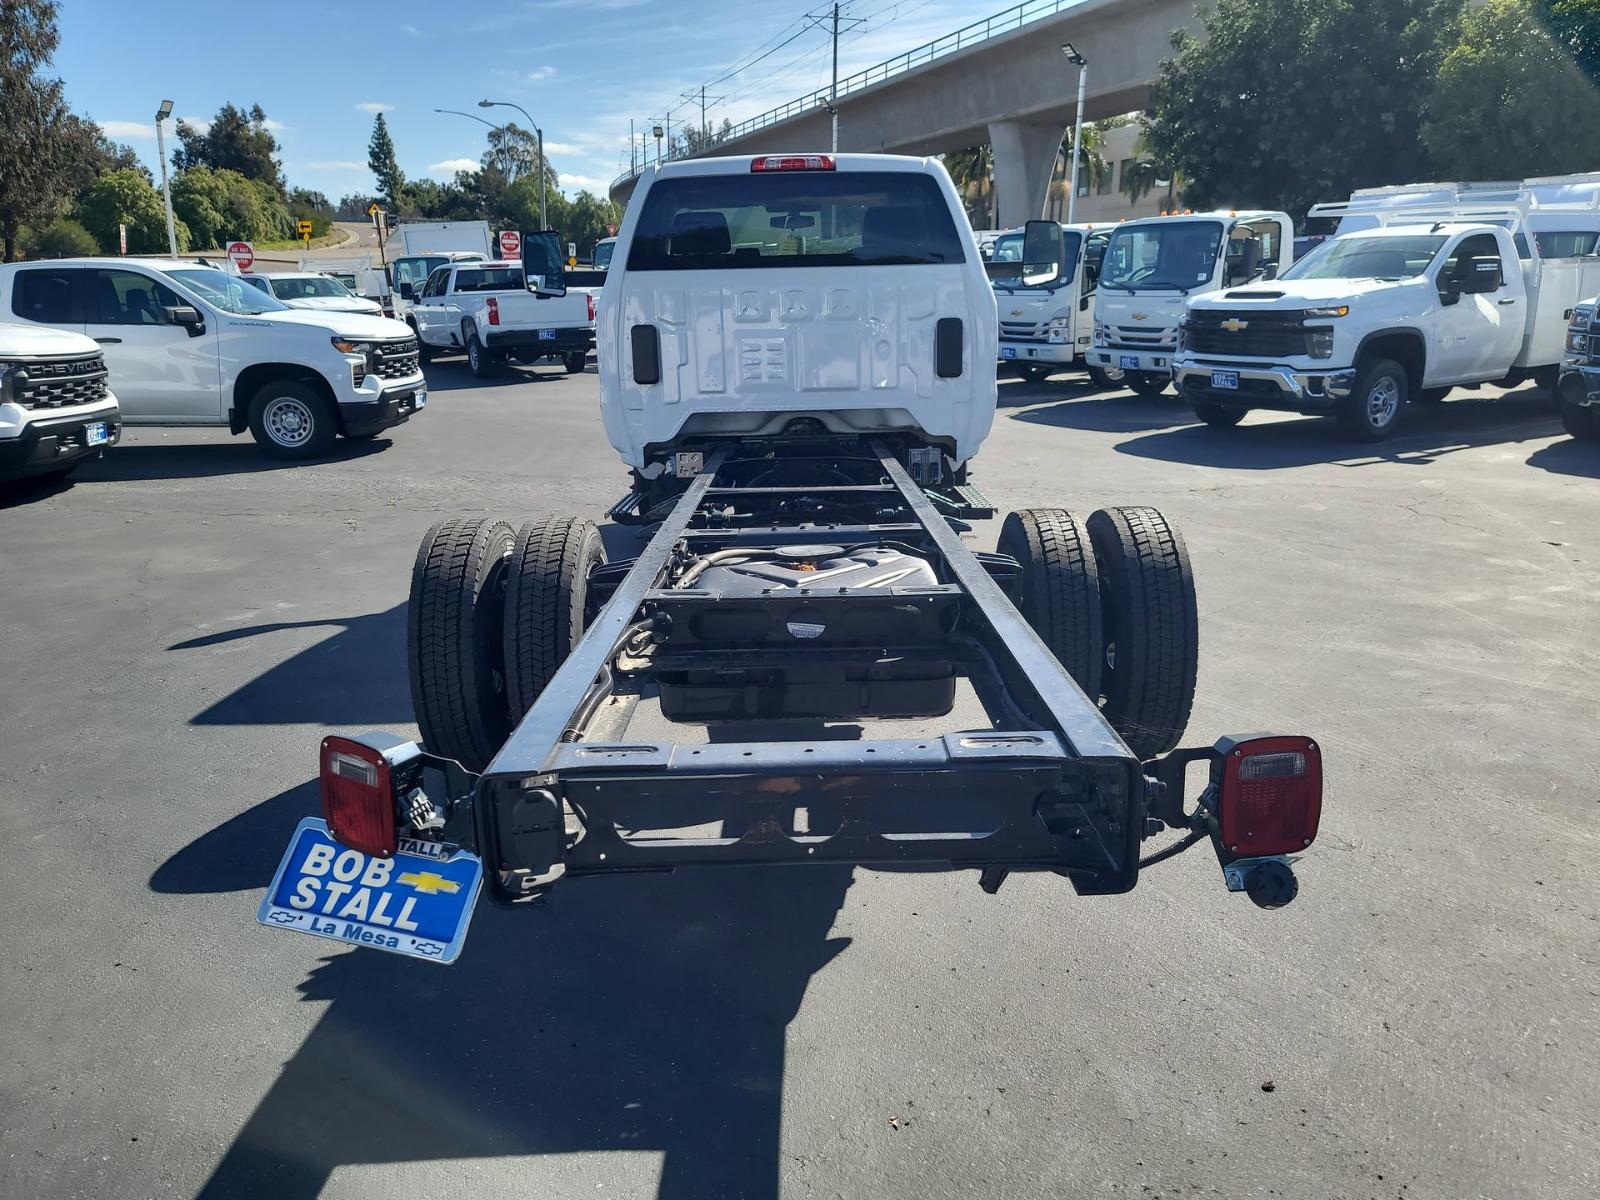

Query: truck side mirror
[163,305,205,336]
[522,229,567,298]
[397,281,415,300]
[1021,220,1063,287]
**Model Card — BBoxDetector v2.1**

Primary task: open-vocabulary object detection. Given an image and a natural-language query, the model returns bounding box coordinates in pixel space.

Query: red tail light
[486,297,500,326]
[1217,736,1322,857]
[751,154,835,172]
[320,735,397,857]
[587,292,596,322]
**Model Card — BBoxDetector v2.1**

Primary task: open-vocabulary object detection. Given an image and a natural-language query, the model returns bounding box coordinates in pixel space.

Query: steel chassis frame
[465,437,1155,903]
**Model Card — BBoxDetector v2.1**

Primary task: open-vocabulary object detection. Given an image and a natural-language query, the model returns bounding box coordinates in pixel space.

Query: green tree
[29,216,96,257]
[1146,0,1453,218]
[1424,0,1600,178]
[483,123,558,192]
[171,166,293,249]
[288,187,333,238]
[172,103,285,193]
[76,168,189,255]
[1119,120,1184,211]
[336,192,382,219]
[1536,0,1600,85]
[368,114,405,209]
[0,1,102,260]
[942,146,994,227]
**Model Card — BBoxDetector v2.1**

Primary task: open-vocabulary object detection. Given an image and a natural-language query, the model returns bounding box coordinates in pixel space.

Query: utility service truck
[988,223,1121,387]
[1172,177,1600,439]
[255,155,1324,968]
[1087,209,1295,396]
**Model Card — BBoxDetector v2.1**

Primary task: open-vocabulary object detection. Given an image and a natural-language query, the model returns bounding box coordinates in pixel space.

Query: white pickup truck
[0,320,120,483]
[989,222,1119,386]
[1088,210,1295,396]
[410,257,595,378]
[0,257,425,459]
[1173,184,1600,439]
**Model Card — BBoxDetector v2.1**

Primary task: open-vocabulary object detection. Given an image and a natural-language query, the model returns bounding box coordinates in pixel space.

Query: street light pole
[480,99,546,229]
[154,99,178,258]
[1061,43,1088,225]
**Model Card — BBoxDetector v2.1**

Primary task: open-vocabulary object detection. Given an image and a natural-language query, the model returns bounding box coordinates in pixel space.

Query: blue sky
[55,0,977,204]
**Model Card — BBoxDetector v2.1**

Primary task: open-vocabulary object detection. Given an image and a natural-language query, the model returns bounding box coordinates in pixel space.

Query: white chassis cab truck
[988,222,1120,387]
[0,258,425,459]
[1172,180,1600,439]
[1088,210,1295,396]
[252,153,1328,968]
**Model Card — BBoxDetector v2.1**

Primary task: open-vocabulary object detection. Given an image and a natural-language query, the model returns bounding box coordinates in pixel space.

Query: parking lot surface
[2,361,1597,1199]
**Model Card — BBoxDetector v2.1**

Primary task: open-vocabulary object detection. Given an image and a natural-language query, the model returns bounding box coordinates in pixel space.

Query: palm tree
[1047,123,1114,218]
[1119,120,1184,211]
[942,145,994,228]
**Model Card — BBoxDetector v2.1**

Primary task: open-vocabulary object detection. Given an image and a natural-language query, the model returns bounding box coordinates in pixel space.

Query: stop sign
[227,241,254,271]
[498,230,521,258]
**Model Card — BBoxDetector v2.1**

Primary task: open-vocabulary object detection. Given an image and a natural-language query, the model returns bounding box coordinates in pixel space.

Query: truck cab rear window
[453,267,524,292]
[626,171,966,270]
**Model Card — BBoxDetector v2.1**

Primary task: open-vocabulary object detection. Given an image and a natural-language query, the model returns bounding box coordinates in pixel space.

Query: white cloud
[560,173,604,190]
[101,120,154,140]
[427,158,480,174]
[400,22,420,35]
[262,118,289,132]
[527,66,556,81]
[542,141,581,155]
[355,102,394,114]
[180,115,212,134]
[304,160,366,171]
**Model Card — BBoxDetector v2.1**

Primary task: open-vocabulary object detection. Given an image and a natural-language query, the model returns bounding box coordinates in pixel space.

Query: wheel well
[1358,331,1425,394]
[231,364,339,435]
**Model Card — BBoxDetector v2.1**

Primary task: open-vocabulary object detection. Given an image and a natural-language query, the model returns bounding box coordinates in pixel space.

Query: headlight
[1092,319,1106,346]
[1177,321,1190,352]
[1047,317,1071,343]
[1567,330,1589,355]
[331,337,374,355]
[0,361,24,404]
[1571,307,1594,330]
[1308,328,1335,359]
[1304,305,1349,319]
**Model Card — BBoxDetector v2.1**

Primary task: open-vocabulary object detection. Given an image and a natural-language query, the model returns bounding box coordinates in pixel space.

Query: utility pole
[806,3,863,152]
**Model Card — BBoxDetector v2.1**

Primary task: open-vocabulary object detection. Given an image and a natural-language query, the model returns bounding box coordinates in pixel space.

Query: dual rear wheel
[999,505,1198,759]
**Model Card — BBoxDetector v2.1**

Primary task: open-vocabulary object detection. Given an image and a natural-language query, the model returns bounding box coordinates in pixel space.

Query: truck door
[82,267,221,421]
[1430,233,1517,383]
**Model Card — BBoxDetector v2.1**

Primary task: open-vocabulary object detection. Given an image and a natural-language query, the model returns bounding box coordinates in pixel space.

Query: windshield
[594,240,615,270]
[393,256,447,289]
[627,171,966,270]
[1099,220,1224,291]
[991,233,1022,262]
[271,276,353,300]
[1281,235,1446,281]
[993,230,1081,289]
[167,268,289,314]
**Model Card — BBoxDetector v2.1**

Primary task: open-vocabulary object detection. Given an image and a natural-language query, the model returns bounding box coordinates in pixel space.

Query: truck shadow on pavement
[153,788,853,1200]
[422,363,578,391]
[76,439,395,482]
[1004,390,1200,433]
[169,604,413,727]
[1115,388,1562,470]
[1525,438,1600,478]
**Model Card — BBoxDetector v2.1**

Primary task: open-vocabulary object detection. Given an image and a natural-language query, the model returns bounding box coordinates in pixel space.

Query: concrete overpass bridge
[609,0,1202,227]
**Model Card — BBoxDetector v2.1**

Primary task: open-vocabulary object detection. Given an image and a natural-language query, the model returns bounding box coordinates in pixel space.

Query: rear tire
[1086,365,1126,390]
[997,509,1103,699]
[408,517,516,771]
[563,351,588,375]
[1336,356,1407,441]
[247,380,337,460]
[503,516,606,719]
[1125,372,1169,398]
[1192,402,1246,427]
[1559,378,1600,441]
[1086,506,1198,759]
[466,329,498,379]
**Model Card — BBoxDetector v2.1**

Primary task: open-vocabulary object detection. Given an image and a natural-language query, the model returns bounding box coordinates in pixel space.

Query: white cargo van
[596,152,997,479]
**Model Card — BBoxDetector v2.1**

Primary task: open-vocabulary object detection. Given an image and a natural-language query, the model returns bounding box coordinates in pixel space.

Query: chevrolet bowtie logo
[1009,309,1024,317]
[1220,318,1249,332]
[1131,312,1148,321]
[398,870,460,896]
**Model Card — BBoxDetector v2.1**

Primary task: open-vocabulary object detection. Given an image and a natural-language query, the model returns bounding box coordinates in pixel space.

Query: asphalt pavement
[1,362,1596,1200]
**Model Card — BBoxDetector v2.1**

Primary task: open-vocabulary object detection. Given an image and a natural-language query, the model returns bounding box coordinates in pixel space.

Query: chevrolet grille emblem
[1220,318,1249,332]
[1009,309,1024,317]
[1131,312,1148,321]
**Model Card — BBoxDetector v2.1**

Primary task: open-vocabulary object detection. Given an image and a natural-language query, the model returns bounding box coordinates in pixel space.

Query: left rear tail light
[486,297,500,326]
[1217,735,1322,857]
[587,292,596,322]
[320,735,397,857]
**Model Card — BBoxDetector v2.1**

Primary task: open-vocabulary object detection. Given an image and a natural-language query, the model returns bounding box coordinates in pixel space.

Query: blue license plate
[413,389,427,410]
[85,422,108,447]
[538,329,557,340]
[1210,370,1239,390]
[1000,347,1017,360]
[257,818,483,965]
[1120,354,1140,370]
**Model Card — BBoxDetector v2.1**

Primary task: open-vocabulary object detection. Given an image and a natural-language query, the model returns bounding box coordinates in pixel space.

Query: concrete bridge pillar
[987,120,1064,229]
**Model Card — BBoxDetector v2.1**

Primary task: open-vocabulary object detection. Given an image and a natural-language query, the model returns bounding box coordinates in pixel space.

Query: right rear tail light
[320,736,398,857]
[485,296,500,326]
[1216,735,1322,857]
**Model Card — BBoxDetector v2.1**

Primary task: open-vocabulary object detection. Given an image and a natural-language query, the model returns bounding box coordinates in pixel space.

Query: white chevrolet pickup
[0,320,120,483]
[409,258,595,378]
[1173,205,1600,439]
[0,257,425,459]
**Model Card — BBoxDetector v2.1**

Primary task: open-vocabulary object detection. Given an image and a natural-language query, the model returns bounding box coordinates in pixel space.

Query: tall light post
[1060,43,1088,224]
[480,99,545,229]
[653,124,664,167]
[154,99,178,258]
